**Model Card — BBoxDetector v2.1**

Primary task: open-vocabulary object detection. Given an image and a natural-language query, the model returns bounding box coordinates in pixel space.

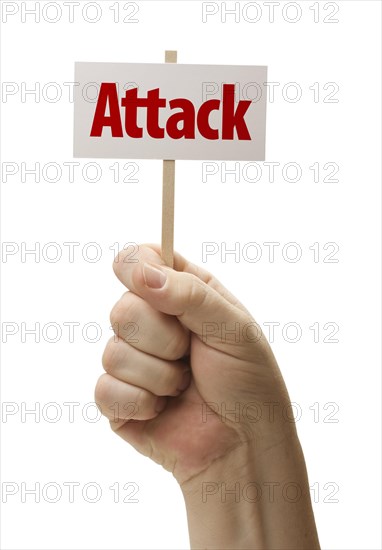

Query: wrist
[180,429,300,504]
[180,440,266,550]
[180,432,319,550]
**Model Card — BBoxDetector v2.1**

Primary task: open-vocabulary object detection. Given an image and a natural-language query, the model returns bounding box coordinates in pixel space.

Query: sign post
[162,50,177,267]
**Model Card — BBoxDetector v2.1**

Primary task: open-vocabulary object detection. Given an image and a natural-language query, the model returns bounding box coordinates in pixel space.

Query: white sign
[74,62,267,160]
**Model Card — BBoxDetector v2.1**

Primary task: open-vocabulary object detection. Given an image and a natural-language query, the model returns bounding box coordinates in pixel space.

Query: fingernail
[143,263,167,289]
[155,397,167,413]
[177,369,191,392]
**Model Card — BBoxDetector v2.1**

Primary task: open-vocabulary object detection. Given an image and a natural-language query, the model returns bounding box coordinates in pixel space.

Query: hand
[95,243,294,485]
[95,243,320,549]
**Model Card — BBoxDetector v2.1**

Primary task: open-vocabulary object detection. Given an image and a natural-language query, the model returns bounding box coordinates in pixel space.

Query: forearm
[180,432,320,550]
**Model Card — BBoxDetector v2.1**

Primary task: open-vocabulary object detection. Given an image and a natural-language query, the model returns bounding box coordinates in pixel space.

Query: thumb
[142,261,244,335]
[114,249,263,361]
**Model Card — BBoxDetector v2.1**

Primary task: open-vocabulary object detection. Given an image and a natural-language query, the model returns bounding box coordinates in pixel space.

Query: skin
[95,243,320,550]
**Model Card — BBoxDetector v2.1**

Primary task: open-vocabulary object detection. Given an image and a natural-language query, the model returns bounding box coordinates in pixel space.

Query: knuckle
[110,299,124,327]
[153,366,176,396]
[161,368,182,396]
[102,337,119,374]
[94,373,111,408]
[110,291,138,326]
[133,385,150,411]
[183,274,208,311]
[112,252,124,278]
[162,331,188,361]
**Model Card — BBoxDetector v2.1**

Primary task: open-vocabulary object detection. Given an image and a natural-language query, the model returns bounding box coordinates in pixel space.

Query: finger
[113,244,266,361]
[102,337,191,397]
[95,373,167,421]
[110,290,190,360]
[118,266,261,362]
[114,243,250,315]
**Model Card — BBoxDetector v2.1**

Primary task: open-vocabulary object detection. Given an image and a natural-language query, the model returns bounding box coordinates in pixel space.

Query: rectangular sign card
[74,62,267,161]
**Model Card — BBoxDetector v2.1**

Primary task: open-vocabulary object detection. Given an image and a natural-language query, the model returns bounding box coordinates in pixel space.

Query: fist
[95,244,292,485]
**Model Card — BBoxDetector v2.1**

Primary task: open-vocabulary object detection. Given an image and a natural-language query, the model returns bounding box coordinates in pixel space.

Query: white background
[0,1,381,549]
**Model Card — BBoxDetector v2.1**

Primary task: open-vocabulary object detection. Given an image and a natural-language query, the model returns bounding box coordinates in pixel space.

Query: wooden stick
[161,50,177,268]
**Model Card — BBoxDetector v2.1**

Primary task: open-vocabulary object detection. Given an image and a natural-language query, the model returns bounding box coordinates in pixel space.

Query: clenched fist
[95,243,292,481]
[95,243,319,549]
